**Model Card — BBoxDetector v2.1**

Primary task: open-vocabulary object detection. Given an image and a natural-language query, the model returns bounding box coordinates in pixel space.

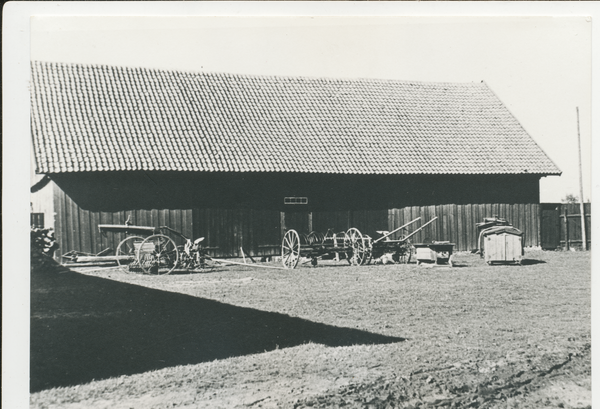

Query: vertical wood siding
[558,203,591,249]
[540,203,591,250]
[192,208,282,257]
[54,184,545,258]
[54,188,194,258]
[388,203,540,251]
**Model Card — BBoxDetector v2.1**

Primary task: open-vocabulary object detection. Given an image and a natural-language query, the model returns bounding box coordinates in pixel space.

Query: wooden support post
[537,204,542,249]
[563,207,569,250]
[576,107,587,250]
[280,212,286,238]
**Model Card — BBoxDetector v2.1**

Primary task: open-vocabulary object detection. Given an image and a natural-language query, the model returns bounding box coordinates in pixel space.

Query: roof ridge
[30,60,485,88]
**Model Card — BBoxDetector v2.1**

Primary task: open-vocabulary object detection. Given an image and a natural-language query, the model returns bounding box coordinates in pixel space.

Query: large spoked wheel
[116,235,145,273]
[345,228,367,266]
[282,229,301,269]
[138,234,179,275]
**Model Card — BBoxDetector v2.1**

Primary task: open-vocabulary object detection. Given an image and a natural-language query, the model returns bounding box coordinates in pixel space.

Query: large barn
[30,61,560,258]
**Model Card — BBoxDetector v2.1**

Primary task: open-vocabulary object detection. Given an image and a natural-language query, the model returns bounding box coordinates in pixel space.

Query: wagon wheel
[363,235,374,265]
[282,229,301,269]
[138,234,179,275]
[116,235,144,273]
[345,228,367,266]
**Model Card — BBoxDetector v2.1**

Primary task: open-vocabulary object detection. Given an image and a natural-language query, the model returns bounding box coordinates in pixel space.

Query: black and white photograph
[3,2,596,408]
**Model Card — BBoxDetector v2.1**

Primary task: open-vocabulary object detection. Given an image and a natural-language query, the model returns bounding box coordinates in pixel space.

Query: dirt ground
[30,249,590,408]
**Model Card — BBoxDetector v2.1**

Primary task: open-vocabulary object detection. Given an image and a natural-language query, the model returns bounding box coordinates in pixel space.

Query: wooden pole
[373,217,421,244]
[75,255,129,263]
[402,217,439,242]
[564,207,569,250]
[576,107,587,250]
[211,258,287,270]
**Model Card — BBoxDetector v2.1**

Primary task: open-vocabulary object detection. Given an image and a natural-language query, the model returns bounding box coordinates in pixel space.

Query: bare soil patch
[31,250,590,408]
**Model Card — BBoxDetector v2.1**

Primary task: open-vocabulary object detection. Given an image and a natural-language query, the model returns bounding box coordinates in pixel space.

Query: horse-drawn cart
[281,228,370,269]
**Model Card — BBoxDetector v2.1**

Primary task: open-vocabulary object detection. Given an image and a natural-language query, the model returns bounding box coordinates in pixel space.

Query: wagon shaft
[373,217,421,244]
[367,217,439,265]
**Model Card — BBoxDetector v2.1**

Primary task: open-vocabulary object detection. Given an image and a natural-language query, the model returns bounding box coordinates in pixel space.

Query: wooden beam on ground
[75,255,132,263]
[211,258,286,270]
[63,261,117,268]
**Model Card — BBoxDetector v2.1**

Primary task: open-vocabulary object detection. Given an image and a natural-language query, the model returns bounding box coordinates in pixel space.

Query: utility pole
[576,107,587,250]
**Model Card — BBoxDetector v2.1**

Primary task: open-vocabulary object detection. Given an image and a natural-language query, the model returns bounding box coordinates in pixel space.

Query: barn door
[541,204,560,250]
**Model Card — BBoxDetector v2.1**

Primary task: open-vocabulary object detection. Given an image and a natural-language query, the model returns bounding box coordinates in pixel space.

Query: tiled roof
[30,61,561,175]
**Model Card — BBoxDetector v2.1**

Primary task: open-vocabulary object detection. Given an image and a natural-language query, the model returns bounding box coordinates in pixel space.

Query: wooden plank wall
[54,182,545,258]
[388,203,541,251]
[54,189,194,259]
[311,211,351,233]
[350,210,390,238]
[55,192,281,259]
[193,208,281,258]
[310,210,389,239]
[559,203,592,249]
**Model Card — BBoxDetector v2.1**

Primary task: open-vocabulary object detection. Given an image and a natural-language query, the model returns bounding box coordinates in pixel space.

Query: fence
[540,203,591,250]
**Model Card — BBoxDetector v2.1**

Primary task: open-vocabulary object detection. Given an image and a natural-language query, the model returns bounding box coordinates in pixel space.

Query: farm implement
[280,217,437,269]
[63,217,439,273]
[281,228,369,269]
[92,221,286,274]
[96,222,210,275]
[364,217,439,265]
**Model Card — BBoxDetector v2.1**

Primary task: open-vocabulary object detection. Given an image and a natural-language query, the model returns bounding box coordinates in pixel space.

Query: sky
[30,16,591,202]
[30,16,591,203]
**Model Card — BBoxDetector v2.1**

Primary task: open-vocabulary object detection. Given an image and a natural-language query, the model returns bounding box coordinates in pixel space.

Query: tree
[562,194,579,204]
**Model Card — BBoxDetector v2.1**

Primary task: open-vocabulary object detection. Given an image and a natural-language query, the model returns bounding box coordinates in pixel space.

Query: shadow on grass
[520,259,546,266]
[31,266,405,392]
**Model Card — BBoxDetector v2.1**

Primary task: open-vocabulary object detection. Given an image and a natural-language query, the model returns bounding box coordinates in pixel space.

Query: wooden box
[483,228,523,265]
[415,247,437,262]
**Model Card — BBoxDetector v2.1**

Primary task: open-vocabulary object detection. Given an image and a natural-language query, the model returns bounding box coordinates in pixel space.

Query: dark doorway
[541,204,560,250]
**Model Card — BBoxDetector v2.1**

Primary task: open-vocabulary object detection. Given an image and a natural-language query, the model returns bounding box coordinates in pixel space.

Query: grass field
[30,250,590,408]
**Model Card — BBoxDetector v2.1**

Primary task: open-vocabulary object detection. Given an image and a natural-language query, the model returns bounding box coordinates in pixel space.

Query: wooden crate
[483,231,523,264]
